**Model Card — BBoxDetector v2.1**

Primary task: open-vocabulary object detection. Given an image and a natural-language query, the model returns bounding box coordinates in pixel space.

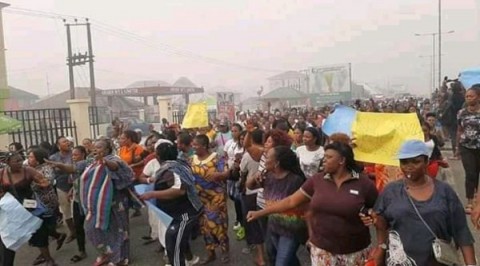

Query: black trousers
[241,194,266,245]
[72,201,86,253]
[165,213,197,266]
[460,146,480,199]
[0,237,15,266]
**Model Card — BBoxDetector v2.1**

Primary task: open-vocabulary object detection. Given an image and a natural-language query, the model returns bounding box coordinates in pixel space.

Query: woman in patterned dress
[80,139,134,266]
[191,134,230,264]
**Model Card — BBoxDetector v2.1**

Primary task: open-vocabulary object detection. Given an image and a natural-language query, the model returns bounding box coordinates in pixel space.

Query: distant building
[267,71,308,93]
[4,86,39,111]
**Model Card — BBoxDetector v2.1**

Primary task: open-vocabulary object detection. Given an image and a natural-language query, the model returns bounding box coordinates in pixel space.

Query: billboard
[308,63,351,94]
[216,92,235,122]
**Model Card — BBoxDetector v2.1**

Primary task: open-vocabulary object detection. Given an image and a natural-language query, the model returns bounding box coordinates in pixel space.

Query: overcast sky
[3,0,480,97]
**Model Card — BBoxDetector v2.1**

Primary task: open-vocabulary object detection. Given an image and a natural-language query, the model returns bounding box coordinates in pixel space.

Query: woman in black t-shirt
[140,143,203,266]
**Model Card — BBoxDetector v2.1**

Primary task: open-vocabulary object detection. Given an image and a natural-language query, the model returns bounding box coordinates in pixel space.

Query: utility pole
[438,0,442,89]
[0,2,10,112]
[66,23,75,99]
[64,19,97,107]
[86,20,96,107]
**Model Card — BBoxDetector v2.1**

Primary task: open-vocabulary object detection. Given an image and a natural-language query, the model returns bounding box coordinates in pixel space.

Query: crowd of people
[0,81,478,266]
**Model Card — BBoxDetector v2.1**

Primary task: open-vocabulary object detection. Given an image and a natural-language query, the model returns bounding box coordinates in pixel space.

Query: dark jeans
[165,213,197,266]
[449,124,458,154]
[72,201,86,253]
[460,146,480,199]
[265,229,300,266]
[0,237,15,266]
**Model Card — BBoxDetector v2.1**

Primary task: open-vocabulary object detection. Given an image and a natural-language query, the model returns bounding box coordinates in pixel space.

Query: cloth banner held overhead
[459,67,480,89]
[352,112,423,166]
[322,105,356,137]
[181,102,208,129]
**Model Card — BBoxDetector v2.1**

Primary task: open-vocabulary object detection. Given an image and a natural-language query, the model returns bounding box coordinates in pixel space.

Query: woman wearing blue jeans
[246,146,307,266]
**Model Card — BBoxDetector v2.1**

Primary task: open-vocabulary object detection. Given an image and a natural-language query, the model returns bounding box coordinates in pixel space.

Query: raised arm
[246,189,309,222]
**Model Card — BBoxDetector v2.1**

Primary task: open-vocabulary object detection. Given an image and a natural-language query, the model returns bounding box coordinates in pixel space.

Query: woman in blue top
[362,140,476,266]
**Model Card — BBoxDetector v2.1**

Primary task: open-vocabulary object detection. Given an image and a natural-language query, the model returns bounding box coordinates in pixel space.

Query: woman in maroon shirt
[247,141,378,265]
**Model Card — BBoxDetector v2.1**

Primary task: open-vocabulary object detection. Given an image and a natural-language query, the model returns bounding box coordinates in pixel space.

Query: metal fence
[89,106,109,139]
[172,110,217,124]
[2,108,77,148]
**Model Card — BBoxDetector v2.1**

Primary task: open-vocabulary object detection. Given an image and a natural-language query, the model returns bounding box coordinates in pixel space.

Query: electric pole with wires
[64,18,96,108]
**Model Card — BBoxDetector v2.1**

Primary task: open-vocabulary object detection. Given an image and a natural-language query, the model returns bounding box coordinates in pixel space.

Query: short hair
[29,148,49,165]
[265,129,292,147]
[194,134,210,149]
[156,142,178,162]
[324,141,361,173]
[177,132,193,146]
[122,130,139,143]
[251,129,264,145]
[425,112,437,119]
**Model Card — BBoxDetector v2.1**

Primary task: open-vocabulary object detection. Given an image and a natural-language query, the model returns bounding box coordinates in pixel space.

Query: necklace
[406,176,431,190]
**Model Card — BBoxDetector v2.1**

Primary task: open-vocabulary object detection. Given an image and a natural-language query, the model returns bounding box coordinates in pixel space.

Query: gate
[2,108,77,149]
[172,110,217,124]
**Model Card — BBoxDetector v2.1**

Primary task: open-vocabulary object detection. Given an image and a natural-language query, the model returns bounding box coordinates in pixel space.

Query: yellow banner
[181,102,209,129]
[352,112,423,166]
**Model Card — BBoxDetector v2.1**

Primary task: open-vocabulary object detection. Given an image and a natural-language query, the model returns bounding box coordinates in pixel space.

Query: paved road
[12,149,479,265]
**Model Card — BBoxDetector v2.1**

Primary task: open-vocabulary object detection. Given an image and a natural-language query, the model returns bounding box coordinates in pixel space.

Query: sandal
[70,253,87,263]
[33,254,46,265]
[93,255,110,266]
[220,255,230,264]
[56,233,67,251]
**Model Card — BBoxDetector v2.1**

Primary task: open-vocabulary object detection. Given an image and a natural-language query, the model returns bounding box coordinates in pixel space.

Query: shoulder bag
[405,187,461,266]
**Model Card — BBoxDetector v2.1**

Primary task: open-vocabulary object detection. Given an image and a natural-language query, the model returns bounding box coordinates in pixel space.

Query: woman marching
[139,142,203,266]
[80,139,134,266]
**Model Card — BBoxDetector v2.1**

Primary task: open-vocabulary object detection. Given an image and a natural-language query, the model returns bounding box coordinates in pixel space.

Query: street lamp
[414,30,454,90]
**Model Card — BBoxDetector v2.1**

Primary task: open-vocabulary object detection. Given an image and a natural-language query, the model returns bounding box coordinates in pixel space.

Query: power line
[5,6,285,73]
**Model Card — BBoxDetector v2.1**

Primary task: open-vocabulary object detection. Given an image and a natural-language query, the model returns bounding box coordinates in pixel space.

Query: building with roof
[4,86,39,111]
[260,86,308,110]
[267,71,308,93]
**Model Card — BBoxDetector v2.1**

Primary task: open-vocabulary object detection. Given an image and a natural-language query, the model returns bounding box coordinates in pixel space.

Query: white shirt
[296,145,325,178]
[143,159,181,189]
[224,139,244,169]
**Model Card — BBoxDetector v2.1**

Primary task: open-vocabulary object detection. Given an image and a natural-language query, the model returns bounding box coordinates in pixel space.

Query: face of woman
[400,156,427,181]
[264,148,277,172]
[408,106,417,113]
[268,115,275,123]
[232,126,241,140]
[27,152,38,167]
[192,139,205,155]
[264,136,274,152]
[303,131,316,146]
[93,142,107,160]
[146,137,158,152]
[465,90,479,106]
[239,135,245,147]
[298,116,305,123]
[294,129,303,143]
[118,134,129,147]
[72,149,84,162]
[58,138,70,152]
[8,154,24,171]
[323,149,345,174]
[422,125,430,140]
[82,140,93,152]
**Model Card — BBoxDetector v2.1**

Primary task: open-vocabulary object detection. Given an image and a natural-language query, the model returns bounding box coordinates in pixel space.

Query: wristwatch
[378,243,387,250]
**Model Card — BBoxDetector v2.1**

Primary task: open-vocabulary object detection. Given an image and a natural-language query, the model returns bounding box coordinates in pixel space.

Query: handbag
[5,167,47,217]
[405,186,461,266]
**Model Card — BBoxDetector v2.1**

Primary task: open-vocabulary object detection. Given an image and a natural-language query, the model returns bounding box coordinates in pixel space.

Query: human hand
[139,191,155,201]
[359,209,377,227]
[246,210,262,222]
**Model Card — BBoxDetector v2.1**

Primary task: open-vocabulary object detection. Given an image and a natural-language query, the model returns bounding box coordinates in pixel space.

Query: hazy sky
[3,0,480,97]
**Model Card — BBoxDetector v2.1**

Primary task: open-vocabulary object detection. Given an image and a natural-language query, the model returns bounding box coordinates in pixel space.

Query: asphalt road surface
[11,149,480,266]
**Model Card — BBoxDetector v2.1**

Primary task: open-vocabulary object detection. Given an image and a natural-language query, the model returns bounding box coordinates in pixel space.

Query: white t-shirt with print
[296,145,325,178]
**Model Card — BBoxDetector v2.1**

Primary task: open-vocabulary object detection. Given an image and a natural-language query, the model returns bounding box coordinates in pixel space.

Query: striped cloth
[80,162,114,231]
